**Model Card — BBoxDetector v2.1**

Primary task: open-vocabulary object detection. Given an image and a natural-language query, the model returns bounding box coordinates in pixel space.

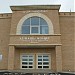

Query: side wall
[0,14,11,69]
[59,13,75,71]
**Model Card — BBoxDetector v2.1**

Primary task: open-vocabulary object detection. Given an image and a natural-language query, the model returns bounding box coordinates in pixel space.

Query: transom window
[21,16,49,34]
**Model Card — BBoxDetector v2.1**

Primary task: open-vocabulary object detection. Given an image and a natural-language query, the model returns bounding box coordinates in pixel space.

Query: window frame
[21,17,49,34]
[20,54,34,69]
[31,26,40,34]
[20,53,51,69]
[36,53,51,69]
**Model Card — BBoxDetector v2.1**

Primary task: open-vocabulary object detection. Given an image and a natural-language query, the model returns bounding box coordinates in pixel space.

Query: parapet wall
[0,12,75,18]
[59,12,75,16]
[0,13,12,18]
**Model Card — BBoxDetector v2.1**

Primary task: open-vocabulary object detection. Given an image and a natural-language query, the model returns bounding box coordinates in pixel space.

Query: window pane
[0,55,2,61]
[43,55,49,58]
[38,56,42,58]
[29,62,33,65]
[43,62,49,65]
[22,26,30,34]
[43,66,49,68]
[38,59,42,61]
[43,59,49,61]
[31,17,39,25]
[22,66,27,68]
[40,26,48,34]
[23,18,30,25]
[22,59,28,61]
[29,66,33,68]
[31,27,39,33]
[29,56,33,58]
[38,62,42,65]
[22,56,28,57]
[38,66,42,68]
[40,18,48,25]
[29,59,33,61]
[22,62,28,65]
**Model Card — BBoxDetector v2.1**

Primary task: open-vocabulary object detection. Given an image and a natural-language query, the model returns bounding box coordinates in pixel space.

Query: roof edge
[10,5,61,11]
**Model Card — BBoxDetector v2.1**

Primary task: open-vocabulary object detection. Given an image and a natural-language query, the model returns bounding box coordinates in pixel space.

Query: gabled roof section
[10,5,61,11]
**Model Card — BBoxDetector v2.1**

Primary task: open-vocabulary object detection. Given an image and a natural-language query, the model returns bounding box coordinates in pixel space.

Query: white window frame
[36,53,51,69]
[20,54,34,69]
[31,26,40,34]
[21,17,49,34]
[20,53,51,69]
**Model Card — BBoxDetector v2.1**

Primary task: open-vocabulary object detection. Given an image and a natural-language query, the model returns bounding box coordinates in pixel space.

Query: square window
[22,26,30,34]
[31,17,39,25]
[31,27,39,34]
[40,26,48,34]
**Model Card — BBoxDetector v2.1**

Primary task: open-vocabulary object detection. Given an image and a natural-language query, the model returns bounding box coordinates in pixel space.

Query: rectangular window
[0,54,2,61]
[40,26,48,34]
[37,54,50,69]
[22,26,30,34]
[31,17,39,25]
[21,54,34,69]
[31,27,39,34]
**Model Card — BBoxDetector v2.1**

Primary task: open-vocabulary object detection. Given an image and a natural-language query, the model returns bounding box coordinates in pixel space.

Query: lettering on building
[20,36,49,43]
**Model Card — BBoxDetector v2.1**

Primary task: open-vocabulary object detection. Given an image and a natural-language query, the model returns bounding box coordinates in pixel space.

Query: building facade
[0,5,75,73]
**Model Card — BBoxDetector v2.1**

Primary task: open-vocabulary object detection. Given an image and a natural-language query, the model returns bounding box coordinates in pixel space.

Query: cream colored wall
[10,10,60,35]
[9,9,61,71]
[0,14,11,69]
[59,14,75,71]
[0,8,75,72]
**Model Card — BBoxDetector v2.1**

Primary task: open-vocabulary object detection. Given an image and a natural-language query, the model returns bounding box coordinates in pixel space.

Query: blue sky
[0,0,74,13]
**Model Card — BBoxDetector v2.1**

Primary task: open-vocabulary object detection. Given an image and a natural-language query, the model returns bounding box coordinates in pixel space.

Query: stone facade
[0,5,75,72]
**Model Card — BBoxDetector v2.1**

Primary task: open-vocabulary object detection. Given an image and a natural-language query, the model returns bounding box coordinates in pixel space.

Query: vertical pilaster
[8,46,15,70]
[56,46,62,72]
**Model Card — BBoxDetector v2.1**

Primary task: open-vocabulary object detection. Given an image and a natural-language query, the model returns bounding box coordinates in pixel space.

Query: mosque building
[0,5,75,73]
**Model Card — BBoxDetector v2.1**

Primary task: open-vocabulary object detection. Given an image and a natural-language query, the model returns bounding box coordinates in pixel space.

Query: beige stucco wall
[0,14,11,69]
[10,10,60,35]
[0,6,75,72]
[59,13,75,71]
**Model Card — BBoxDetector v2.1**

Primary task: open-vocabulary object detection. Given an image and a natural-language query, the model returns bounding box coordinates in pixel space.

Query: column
[55,46,62,72]
[8,45,15,70]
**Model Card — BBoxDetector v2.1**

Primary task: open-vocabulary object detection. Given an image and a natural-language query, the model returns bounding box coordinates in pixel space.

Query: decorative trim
[9,44,62,46]
[10,34,61,36]
[10,5,61,11]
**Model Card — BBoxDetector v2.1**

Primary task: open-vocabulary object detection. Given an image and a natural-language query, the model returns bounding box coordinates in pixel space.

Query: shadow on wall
[0,72,75,75]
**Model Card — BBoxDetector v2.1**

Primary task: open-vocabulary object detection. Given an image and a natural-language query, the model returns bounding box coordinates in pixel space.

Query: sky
[0,0,75,13]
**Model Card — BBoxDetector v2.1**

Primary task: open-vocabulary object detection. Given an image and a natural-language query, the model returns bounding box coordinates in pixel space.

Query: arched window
[21,16,49,34]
